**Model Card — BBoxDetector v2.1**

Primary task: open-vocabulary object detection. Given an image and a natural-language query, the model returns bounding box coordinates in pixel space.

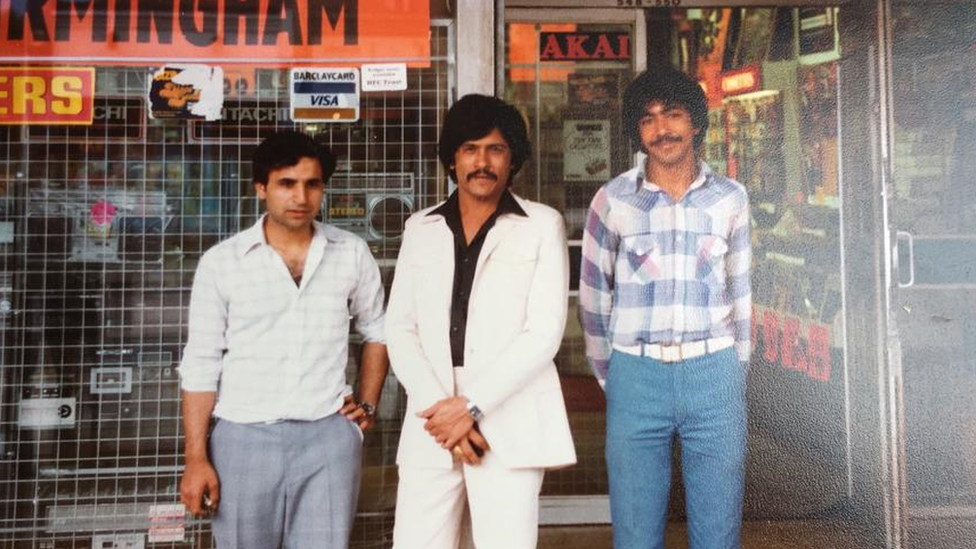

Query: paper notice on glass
[563,120,611,182]
[148,504,186,543]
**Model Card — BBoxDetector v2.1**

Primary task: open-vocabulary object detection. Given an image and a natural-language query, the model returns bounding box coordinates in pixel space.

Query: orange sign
[720,65,762,96]
[0,67,94,125]
[0,0,429,66]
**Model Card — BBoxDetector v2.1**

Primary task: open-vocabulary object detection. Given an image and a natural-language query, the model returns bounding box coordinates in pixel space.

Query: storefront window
[0,10,453,545]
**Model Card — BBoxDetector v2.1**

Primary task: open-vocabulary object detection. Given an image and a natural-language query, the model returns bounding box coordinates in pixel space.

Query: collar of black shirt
[427,189,528,223]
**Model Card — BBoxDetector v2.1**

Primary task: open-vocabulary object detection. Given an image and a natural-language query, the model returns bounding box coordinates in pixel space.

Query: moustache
[467,170,498,182]
[649,135,683,147]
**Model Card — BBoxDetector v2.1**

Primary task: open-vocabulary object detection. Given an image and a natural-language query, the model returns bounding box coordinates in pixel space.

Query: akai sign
[0,67,94,125]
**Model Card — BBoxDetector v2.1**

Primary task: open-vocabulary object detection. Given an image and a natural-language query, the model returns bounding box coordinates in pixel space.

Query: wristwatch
[466,401,484,422]
[358,401,376,418]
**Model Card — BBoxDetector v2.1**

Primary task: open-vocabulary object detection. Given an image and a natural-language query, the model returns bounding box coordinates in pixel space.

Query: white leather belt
[613,336,734,363]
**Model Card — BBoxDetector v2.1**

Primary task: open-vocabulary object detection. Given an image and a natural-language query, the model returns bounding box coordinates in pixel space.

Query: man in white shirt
[177,130,388,549]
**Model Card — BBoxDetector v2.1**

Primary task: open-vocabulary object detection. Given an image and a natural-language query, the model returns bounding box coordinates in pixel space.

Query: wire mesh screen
[0,21,453,549]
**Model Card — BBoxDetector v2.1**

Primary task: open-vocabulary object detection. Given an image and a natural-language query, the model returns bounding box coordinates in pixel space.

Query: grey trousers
[209,413,363,549]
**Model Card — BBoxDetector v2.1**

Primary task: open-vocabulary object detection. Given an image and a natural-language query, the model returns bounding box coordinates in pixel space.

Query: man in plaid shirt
[579,67,751,549]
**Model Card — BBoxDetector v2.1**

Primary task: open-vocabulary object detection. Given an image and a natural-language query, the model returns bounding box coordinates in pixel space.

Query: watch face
[360,402,376,416]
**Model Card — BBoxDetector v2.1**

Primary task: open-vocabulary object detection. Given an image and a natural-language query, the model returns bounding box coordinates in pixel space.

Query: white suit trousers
[392,454,545,549]
[392,367,546,549]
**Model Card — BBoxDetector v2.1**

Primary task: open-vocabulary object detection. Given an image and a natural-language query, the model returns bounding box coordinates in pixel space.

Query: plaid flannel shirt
[579,161,751,383]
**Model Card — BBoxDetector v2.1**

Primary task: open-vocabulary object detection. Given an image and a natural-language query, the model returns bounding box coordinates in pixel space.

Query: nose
[472,147,489,168]
[292,184,309,205]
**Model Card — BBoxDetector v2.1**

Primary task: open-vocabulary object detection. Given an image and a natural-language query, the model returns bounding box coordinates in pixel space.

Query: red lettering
[807,324,831,382]
[762,310,779,363]
[617,34,630,59]
[781,316,806,372]
[540,34,564,59]
[565,35,589,59]
[591,34,617,59]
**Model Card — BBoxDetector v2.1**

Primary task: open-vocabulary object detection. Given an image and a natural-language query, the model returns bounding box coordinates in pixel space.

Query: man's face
[453,128,513,205]
[638,100,700,169]
[255,156,325,233]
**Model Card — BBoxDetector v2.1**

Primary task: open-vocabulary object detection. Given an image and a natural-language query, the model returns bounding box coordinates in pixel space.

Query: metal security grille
[0,21,453,549]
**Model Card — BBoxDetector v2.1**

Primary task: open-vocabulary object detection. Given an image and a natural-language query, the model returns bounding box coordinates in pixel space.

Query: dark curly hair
[622,67,709,153]
[438,94,531,186]
[252,130,338,184]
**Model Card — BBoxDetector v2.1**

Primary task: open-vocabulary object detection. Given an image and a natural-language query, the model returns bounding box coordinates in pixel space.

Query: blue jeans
[605,347,746,549]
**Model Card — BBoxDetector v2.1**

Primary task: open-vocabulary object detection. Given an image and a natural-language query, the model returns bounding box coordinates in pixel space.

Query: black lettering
[136,0,173,43]
[113,0,131,41]
[6,0,50,41]
[262,0,302,46]
[55,0,108,41]
[222,0,259,45]
[179,0,217,46]
[307,0,356,45]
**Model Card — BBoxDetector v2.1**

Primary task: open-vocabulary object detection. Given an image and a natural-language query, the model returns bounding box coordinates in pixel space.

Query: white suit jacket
[386,193,577,470]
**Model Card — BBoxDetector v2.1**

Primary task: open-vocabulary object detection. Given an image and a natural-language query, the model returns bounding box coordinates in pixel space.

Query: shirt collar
[427,189,528,220]
[634,160,713,196]
[235,214,330,258]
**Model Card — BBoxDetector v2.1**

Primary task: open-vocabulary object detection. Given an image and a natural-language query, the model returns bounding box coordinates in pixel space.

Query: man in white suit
[387,94,576,549]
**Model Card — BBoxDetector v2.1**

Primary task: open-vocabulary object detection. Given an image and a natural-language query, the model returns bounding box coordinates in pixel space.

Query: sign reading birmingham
[0,0,430,64]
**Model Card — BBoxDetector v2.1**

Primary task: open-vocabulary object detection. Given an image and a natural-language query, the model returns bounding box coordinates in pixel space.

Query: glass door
[504,3,905,546]
[503,8,644,523]
[886,1,976,546]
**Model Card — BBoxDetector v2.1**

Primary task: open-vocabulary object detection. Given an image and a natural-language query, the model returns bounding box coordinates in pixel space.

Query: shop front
[0,0,458,546]
[1,0,975,547]
[501,1,976,548]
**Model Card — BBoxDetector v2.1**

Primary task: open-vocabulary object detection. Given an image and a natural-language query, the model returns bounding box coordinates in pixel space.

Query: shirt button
[463,257,470,264]
[452,326,459,332]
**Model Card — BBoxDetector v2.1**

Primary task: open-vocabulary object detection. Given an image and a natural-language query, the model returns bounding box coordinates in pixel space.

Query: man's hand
[180,458,220,517]
[419,396,474,449]
[452,429,491,465]
[340,394,376,431]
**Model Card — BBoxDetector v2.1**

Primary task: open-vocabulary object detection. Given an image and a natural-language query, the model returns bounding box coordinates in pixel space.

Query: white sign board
[361,63,408,92]
[19,397,77,429]
[92,533,145,549]
[290,68,360,122]
[148,504,186,543]
[563,120,612,181]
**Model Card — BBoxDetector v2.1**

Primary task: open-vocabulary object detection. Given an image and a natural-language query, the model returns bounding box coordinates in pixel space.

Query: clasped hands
[419,396,490,465]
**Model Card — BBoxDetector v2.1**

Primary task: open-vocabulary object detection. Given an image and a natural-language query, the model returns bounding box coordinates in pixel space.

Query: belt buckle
[660,345,682,363]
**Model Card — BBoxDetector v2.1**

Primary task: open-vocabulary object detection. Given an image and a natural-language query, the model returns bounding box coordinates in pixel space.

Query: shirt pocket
[621,233,661,284]
[696,234,729,282]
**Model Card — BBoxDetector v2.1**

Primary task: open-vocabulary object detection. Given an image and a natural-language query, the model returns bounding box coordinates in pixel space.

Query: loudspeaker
[324,172,415,242]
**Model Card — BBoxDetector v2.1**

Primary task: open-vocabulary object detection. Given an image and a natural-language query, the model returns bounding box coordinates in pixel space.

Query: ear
[254,181,267,199]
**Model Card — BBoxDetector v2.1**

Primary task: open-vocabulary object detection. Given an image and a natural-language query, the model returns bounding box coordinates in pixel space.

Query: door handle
[895,230,915,288]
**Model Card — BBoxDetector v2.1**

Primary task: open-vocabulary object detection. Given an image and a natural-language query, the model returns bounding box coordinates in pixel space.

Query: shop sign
[290,67,359,122]
[720,65,762,96]
[0,0,430,66]
[563,120,611,181]
[23,97,144,142]
[752,306,831,383]
[540,32,630,61]
[0,67,94,125]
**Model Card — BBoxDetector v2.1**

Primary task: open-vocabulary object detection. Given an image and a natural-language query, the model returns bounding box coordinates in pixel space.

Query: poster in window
[563,120,611,182]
